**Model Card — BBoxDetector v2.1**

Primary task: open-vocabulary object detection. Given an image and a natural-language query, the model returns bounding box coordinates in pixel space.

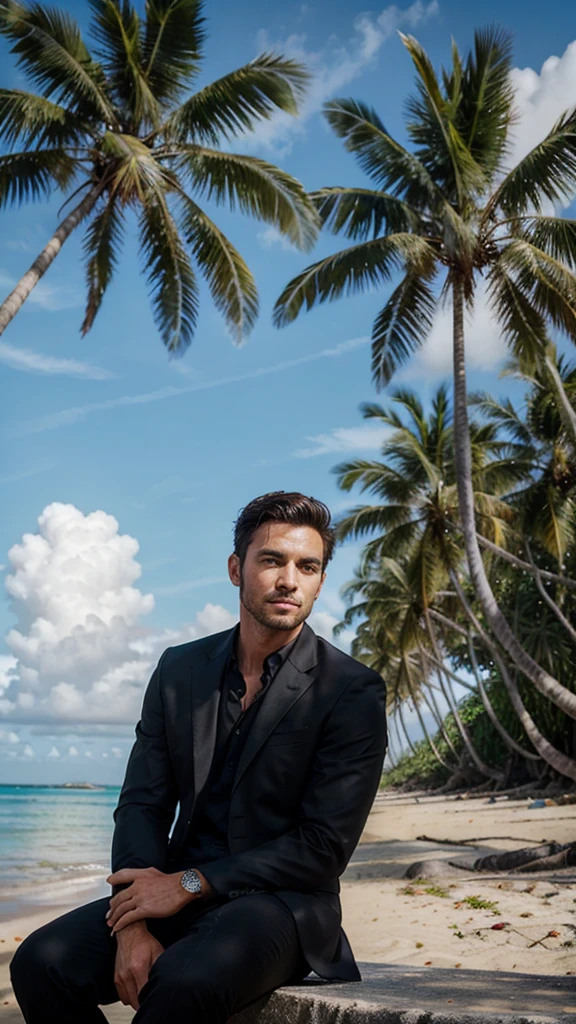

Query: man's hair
[233,491,336,570]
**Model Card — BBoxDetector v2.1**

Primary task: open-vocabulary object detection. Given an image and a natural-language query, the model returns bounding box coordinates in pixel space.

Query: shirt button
[228,761,234,767]
[235,728,240,735]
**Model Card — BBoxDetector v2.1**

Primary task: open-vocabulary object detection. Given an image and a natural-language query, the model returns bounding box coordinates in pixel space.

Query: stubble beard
[239,577,311,632]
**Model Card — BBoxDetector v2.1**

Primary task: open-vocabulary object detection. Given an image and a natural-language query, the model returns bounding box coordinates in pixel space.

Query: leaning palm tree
[0,0,318,350]
[274,26,576,719]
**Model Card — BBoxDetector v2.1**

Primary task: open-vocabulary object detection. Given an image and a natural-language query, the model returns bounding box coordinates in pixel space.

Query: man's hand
[114,921,164,1011]
[106,866,214,933]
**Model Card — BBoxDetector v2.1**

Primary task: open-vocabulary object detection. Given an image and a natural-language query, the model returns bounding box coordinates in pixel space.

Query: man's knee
[10,926,65,990]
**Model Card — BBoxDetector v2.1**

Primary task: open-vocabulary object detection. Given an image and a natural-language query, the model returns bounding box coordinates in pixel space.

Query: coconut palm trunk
[544,352,576,451]
[452,279,576,720]
[0,185,102,337]
[446,569,576,780]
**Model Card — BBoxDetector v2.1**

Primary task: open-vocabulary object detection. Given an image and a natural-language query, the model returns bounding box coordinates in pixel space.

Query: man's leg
[134,892,308,1024]
[10,897,117,1024]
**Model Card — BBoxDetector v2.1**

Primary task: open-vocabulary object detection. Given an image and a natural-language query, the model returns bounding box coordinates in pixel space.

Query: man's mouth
[269,599,300,608]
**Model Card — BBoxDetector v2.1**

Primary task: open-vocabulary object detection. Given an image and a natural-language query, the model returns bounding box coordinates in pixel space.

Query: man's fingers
[107,893,136,925]
[112,908,146,933]
[107,888,134,914]
[107,868,141,885]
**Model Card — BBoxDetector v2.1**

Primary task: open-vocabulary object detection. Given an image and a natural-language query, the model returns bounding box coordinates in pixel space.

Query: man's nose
[276,565,298,590]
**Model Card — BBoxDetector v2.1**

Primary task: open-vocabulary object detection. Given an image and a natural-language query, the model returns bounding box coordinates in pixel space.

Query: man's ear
[228,552,241,587]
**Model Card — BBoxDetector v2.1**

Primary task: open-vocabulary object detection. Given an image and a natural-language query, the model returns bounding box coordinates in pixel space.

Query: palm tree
[0,0,318,350]
[273,26,576,719]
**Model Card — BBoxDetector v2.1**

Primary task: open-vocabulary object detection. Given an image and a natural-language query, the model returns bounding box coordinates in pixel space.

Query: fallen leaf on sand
[415,942,424,948]
[14,936,22,942]
[491,923,507,930]
[424,961,432,966]
[455,963,462,968]
[549,930,560,937]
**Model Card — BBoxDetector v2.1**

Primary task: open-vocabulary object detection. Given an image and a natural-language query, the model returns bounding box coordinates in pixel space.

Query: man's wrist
[115,919,149,943]
[178,868,214,900]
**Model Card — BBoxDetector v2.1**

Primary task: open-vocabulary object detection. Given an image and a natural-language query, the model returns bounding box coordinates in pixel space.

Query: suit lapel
[190,627,234,807]
[232,623,319,794]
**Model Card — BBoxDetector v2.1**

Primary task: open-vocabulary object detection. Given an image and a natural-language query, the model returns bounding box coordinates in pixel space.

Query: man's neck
[236,612,303,679]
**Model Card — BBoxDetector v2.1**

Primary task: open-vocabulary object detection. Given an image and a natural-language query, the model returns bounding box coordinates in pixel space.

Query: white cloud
[110,746,123,758]
[47,746,60,758]
[9,336,370,438]
[406,281,505,378]
[0,342,114,380]
[85,750,94,758]
[510,40,576,168]
[67,745,79,757]
[257,226,297,252]
[292,423,391,458]
[0,271,82,312]
[1,503,237,725]
[22,744,35,758]
[0,729,20,744]
[245,1,439,154]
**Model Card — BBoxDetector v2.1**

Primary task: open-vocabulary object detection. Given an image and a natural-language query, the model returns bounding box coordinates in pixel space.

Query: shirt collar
[230,624,302,675]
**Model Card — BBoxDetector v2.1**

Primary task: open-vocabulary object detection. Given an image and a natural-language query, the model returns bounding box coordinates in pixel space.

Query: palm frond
[335,503,414,542]
[0,0,116,122]
[178,146,318,251]
[371,264,437,386]
[165,53,308,143]
[138,191,199,353]
[458,26,514,175]
[0,148,78,207]
[490,108,576,216]
[401,31,487,202]
[323,97,443,211]
[88,0,158,127]
[81,196,125,334]
[516,216,576,271]
[502,239,576,341]
[487,260,548,367]
[178,192,258,343]
[311,186,421,240]
[0,88,87,147]
[142,0,205,104]
[274,233,433,328]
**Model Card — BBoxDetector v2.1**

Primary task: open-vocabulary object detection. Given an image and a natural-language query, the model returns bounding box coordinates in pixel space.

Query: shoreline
[1,792,575,1019]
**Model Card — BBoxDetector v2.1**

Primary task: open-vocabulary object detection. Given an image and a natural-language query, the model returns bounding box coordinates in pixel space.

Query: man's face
[228,522,326,632]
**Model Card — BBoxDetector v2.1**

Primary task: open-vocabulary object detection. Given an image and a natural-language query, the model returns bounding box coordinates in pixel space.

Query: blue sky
[1,0,576,782]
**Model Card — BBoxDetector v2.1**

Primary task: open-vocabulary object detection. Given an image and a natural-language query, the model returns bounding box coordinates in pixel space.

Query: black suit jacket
[111,623,387,981]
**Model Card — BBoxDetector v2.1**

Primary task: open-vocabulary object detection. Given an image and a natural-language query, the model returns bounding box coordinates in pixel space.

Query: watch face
[182,869,201,893]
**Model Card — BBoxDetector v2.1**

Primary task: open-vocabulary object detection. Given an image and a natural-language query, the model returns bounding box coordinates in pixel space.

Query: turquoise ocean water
[0,785,121,918]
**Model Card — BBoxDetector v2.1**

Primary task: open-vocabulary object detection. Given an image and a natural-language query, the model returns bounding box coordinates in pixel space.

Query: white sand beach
[1,792,574,1020]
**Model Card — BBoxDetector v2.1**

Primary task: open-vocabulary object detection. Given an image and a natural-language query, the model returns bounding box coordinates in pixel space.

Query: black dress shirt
[183,627,299,870]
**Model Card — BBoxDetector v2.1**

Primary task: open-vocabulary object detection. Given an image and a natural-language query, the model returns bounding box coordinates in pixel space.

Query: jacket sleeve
[110,649,178,894]
[198,670,387,897]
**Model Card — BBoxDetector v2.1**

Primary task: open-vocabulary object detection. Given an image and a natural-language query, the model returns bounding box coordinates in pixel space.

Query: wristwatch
[180,868,203,895]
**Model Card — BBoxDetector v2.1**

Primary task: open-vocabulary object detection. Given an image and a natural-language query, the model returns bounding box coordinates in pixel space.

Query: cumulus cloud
[292,423,391,458]
[2,503,237,725]
[67,745,79,757]
[245,1,439,154]
[47,746,60,758]
[510,40,576,168]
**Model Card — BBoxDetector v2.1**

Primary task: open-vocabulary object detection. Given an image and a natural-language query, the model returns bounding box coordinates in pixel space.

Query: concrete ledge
[84,963,576,1024]
[229,963,576,1024]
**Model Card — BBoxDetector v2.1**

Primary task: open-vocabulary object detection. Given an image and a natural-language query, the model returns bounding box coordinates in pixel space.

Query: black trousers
[10,893,310,1024]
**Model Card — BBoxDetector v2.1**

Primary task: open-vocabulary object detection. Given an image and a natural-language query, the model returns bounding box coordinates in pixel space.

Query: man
[11,491,387,1023]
